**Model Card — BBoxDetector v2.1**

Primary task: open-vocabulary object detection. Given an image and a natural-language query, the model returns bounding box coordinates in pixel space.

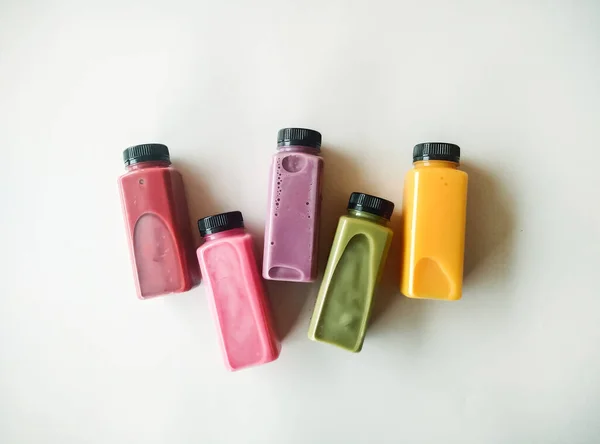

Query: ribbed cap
[198,211,244,237]
[413,142,460,163]
[277,128,321,150]
[123,143,171,166]
[347,192,395,220]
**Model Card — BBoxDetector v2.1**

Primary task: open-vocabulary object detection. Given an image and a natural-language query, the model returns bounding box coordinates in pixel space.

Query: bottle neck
[346,209,388,226]
[126,160,171,171]
[413,160,459,169]
[277,145,320,155]
[203,227,245,242]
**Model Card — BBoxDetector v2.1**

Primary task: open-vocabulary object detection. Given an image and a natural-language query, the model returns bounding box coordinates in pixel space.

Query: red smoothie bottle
[118,143,199,299]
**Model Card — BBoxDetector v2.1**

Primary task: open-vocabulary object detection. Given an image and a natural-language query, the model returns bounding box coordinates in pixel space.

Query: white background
[1,1,600,443]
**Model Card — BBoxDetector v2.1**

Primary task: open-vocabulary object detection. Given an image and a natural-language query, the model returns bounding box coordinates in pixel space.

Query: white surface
[1,1,600,443]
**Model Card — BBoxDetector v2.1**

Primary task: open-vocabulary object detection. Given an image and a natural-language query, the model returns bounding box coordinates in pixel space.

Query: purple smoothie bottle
[263,128,324,282]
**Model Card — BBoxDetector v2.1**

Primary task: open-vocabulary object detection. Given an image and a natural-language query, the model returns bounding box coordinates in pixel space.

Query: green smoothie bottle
[308,192,395,352]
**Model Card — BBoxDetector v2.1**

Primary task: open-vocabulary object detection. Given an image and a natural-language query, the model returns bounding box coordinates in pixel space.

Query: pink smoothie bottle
[263,128,324,282]
[197,211,280,371]
[118,143,199,299]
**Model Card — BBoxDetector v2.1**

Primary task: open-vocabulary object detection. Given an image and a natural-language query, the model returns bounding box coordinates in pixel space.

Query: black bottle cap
[413,142,460,163]
[123,143,171,166]
[347,192,395,220]
[198,211,244,237]
[277,128,322,150]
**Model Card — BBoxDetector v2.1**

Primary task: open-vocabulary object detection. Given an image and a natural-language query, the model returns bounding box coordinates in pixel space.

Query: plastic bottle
[197,211,280,371]
[118,143,199,299]
[400,142,468,301]
[308,193,394,352]
[263,128,323,282]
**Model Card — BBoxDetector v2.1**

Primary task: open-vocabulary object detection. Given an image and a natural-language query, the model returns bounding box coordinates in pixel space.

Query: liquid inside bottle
[198,211,280,371]
[118,144,199,299]
[263,128,323,282]
[400,142,468,301]
[309,193,394,352]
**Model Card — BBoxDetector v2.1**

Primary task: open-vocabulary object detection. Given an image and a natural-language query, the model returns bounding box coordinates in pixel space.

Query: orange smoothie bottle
[400,143,468,301]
